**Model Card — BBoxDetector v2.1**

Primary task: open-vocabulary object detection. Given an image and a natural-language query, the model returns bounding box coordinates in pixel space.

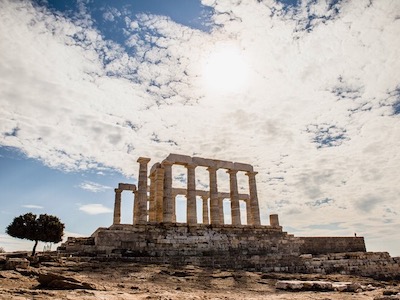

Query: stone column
[162,161,174,222]
[227,170,241,226]
[113,188,122,225]
[135,157,151,224]
[133,190,138,224]
[171,191,177,222]
[186,163,197,224]
[201,195,209,224]
[154,167,164,222]
[148,173,156,222]
[207,167,220,225]
[246,171,261,225]
[245,198,252,225]
[218,197,224,224]
[270,214,280,227]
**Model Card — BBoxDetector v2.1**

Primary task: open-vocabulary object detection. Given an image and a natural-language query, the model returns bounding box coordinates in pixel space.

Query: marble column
[201,195,209,224]
[186,164,197,224]
[113,188,122,225]
[154,167,164,222]
[171,191,177,222]
[218,197,224,224]
[245,198,253,225]
[133,190,138,224]
[246,171,261,225]
[227,170,241,226]
[135,157,150,224]
[207,167,220,225]
[162,161,174,222]
[148,173,156,222]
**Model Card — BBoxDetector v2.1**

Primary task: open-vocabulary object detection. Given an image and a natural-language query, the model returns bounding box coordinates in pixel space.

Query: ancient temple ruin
[113,153,264,227]
[60,154,371,272]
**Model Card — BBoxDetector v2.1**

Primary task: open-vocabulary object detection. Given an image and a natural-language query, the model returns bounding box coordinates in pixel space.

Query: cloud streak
[79,204,113,215]
[79,181,112,193]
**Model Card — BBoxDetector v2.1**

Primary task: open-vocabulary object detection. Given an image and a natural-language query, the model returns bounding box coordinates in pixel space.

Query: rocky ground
[1,255,399,300]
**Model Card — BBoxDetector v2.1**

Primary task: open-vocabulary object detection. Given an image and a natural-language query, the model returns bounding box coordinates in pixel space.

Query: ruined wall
[297,252,400,280]
[299,237,366,255]
[59,224,373,272]
[61,223,303,270]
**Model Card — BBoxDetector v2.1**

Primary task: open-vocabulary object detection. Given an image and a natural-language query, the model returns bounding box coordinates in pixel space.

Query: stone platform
[58,222,366,272]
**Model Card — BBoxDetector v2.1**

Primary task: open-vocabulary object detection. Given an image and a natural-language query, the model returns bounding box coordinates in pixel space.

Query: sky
[0,0,399,256]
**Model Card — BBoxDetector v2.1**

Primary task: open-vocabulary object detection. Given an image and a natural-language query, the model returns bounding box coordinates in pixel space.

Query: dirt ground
[1,259,399,300]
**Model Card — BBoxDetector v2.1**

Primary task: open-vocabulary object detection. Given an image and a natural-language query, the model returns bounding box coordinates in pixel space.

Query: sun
[202,43,249,94]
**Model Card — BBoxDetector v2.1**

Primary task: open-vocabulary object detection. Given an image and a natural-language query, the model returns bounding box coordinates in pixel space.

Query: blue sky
[0,0,399,255]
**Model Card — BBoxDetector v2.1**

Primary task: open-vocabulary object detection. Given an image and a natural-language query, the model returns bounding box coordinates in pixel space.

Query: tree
[6,213,64,256]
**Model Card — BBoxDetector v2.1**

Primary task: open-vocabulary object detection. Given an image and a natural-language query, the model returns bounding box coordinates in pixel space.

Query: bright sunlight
[202,43,249,94]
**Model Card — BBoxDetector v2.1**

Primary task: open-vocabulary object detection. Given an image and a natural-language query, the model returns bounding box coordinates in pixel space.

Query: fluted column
[218,197,224,224]
[154,167,164,222]
[201,195,209,224]
[135,157,150,224]
[148,173,156,222]
[207,167,220,224]
[133,191,138,224]
[186,163,197,224]
[113,188,122,225]
[171,191,177,222]
[162,161,174,222]
[227,170,241,225]
[245,198,252,225]
[246,171,261,225]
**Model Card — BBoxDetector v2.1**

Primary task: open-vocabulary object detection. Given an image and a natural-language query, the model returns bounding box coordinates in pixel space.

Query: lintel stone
[233,162,253,172]
[215,160,235,170]
[118,183,136,191]
[164,153,193,164]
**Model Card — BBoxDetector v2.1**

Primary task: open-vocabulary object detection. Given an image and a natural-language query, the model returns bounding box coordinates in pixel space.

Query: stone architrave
[135,157,151,224]
[227,170,241,225]
[186,163,197,224]
[113,188,122,225]
[246,171,261,225]
[201,196,209,224]
[162,161,174,222]
[207,167,220,224]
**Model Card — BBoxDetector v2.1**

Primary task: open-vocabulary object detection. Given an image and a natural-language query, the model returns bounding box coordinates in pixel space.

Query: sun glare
[202,44,249,94]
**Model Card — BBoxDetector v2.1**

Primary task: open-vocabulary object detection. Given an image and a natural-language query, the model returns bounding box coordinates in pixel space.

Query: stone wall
[299,237,366,255]
[297,252,400,280]
[60,223,304,270]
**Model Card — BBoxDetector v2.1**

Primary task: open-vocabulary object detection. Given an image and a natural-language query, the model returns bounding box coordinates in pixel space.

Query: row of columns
[162,161,261,226]
[113,157,261,226]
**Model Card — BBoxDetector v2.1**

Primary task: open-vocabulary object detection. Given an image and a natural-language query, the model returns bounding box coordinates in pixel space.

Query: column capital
[207,166,218,172]
[162,160,174,167]
[185,163,197,169]
[137,157,151,164]
[226,169,238,175]
[245,171,258,176]
[114,188,122,193]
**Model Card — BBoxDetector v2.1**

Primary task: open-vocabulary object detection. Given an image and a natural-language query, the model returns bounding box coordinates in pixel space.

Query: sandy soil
[1,259,399,300]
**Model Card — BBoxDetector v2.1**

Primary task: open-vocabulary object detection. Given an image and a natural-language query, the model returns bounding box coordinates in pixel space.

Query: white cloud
[79,181,112,193]
[0,0,399,255]
[21,205,43,209]
[79,204,113,215]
